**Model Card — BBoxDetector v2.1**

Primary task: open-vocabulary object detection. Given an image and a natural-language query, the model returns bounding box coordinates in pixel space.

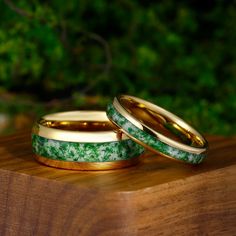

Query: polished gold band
[33,111,129,142]
[35,155,140,171]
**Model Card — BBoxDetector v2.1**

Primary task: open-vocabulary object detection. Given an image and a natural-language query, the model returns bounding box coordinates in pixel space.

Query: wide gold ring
[32,111,144,170]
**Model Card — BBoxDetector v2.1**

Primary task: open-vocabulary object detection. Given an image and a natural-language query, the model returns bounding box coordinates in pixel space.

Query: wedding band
[32,111,144,170]
[106,95,208,164]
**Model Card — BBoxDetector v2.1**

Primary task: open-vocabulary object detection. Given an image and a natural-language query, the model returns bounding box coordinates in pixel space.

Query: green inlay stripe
[32,134,144,162]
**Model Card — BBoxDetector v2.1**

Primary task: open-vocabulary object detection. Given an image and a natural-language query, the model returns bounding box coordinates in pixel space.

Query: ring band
[32,111,144,170]
[34,155,140,171]
[106,95,208,164]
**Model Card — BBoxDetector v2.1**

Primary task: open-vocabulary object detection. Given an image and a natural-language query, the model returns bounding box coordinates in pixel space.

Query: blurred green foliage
[0,0,236,135]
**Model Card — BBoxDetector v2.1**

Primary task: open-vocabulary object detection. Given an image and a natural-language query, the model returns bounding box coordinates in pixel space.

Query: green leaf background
[0,0,236,135]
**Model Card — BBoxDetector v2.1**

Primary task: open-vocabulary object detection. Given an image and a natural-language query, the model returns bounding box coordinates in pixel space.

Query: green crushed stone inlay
[32,134,144,162]
[106,103,206,164]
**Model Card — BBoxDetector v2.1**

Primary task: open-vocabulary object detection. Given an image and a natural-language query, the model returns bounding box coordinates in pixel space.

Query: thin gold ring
[106,95,208,164]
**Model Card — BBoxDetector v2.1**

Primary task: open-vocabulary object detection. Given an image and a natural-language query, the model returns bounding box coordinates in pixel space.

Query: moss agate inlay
[32,134,144,162]
[106,104,206,164]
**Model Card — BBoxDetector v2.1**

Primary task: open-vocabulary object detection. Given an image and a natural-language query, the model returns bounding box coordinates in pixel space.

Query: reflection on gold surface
[119,96,205,148]
[33,111,128,143]
[40,120,116,132]
[35,155,140,171]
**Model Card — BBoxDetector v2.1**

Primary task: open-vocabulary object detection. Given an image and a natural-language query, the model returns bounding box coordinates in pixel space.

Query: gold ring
[106,95,208,164]
[32,111,144,170]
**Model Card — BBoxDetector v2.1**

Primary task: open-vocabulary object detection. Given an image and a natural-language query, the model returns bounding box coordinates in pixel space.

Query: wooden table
[0,132,235,236]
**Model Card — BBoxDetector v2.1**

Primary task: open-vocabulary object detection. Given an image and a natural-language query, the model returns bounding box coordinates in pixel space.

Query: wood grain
[0,132,235,235]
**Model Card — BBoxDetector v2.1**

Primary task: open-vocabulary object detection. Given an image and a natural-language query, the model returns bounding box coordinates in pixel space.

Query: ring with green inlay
[106,95,208,164]
[32,111,144,170]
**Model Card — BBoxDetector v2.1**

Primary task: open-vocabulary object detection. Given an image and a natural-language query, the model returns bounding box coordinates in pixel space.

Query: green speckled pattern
[106,104,206,164]
[32,134,144,162]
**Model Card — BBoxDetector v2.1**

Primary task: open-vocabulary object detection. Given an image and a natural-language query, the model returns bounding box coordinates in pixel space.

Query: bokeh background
[0,0,236,135]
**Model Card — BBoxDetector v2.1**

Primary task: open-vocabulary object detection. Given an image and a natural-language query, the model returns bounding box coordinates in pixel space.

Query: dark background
[0,0,236,135]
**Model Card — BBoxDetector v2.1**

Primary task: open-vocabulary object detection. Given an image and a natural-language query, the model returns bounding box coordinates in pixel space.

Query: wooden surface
[0,132,235,236]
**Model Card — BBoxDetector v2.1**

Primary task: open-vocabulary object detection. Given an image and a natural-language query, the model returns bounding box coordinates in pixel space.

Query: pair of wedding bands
[32,95,208,170]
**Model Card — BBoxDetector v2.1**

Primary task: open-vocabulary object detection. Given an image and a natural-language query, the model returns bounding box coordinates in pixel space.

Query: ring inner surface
[39,120,116,132]
[119,97,204,148]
